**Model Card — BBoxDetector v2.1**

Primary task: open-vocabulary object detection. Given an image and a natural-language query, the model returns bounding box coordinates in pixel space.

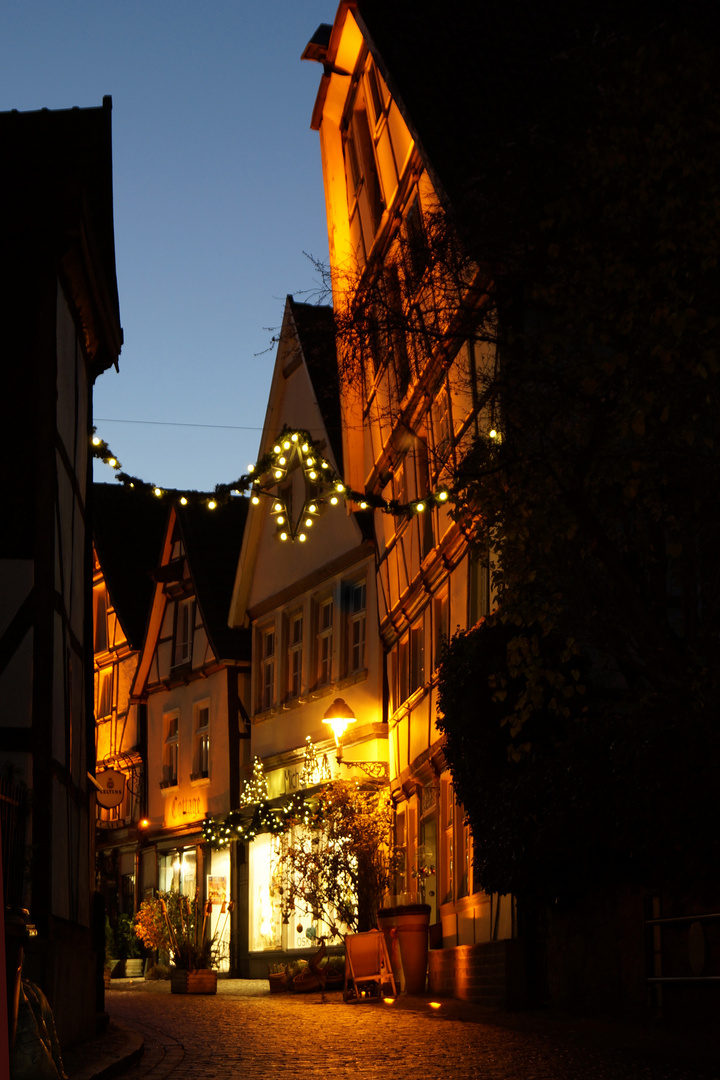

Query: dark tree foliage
[437,23,720,901]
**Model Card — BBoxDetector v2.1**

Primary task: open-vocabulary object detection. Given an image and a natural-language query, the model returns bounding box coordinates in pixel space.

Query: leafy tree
[277,780,398,939]
[437,24,720,901]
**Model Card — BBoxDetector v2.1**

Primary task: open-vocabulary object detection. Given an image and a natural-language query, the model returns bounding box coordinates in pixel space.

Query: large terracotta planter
[170,969,218,995]
[378,904,431,994]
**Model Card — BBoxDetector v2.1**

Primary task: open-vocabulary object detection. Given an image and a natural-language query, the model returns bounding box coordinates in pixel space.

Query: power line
[94,417,263,431]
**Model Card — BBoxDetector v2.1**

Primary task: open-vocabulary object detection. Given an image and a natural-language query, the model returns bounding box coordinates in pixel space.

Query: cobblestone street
[97,980,719,1080]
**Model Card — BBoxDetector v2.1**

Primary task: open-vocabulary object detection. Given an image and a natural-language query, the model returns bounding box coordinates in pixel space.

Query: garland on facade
[201,741,332,849]
[91,423,471,542]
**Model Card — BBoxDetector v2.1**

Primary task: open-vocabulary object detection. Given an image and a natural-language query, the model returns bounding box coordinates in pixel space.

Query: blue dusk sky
[1,1,335,491]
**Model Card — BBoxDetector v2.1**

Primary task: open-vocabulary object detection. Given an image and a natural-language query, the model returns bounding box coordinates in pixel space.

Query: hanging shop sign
[96,769,126,809]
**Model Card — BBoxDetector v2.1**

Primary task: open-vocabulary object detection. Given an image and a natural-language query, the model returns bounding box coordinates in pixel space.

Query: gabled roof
[175,499,251,662]
[93,483,168,649]
[0,97,122,373]
[287,299,343,473]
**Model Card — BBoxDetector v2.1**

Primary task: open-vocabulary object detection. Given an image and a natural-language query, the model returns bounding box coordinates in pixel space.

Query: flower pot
[170,969,218,995]
[268,968,291,993]
[377,904,431,994]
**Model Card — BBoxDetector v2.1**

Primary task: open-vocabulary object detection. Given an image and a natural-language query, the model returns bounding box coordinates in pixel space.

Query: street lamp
[322,697,356,761]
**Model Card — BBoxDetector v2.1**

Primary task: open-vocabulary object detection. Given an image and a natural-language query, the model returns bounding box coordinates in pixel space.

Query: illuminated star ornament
[90,423,471,545]
[247,430,344,543]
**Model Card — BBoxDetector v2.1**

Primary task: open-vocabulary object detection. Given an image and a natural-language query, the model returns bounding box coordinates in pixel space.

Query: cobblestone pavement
[102,980,720,1080]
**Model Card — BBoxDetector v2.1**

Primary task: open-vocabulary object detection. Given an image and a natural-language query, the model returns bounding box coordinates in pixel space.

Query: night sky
[1,1,333,491]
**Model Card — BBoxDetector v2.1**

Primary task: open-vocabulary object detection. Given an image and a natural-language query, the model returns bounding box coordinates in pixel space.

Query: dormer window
[173,598,194,667]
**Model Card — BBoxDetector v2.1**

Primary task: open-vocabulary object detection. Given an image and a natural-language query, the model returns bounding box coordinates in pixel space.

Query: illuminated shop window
[249,833,282,952]
[158,848,196,896]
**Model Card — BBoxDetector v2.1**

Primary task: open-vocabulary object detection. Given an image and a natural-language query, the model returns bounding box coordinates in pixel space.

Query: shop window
[286,612,303,699]
[345,580,366,675]
[192,703,210,779]
[93,585,108,653]
[159,848,196,896]
[173,598,194,667]
[259,625,275,711]
[162,712,179,787]
[97,666,113,719]
[315,597,333,688]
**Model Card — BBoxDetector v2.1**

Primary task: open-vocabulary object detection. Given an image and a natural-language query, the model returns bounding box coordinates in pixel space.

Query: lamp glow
[489,428,498,439]
[274,502,282,512]
[438,490,449,501]
[154,488,162,497]
[283,441,291,450]
[336,483,345,492]
[277,516,284,525]
[208,500,217,510]
[251,496,260,505]
[273,445,281,454]
[330,496,338,505]
[291,433,298,442]
[322,697,356,747]
[309,470,317,480]
[274,470,283,479]
[107,457,117,468]
[180,497,188,506]
[279,456,286,466]
[92,436,101,446]
[299,533,307,542]
[416,502,425,512]
[280,532,288,541]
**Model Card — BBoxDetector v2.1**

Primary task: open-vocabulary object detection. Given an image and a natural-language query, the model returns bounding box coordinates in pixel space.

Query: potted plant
[134,892,230,994]
[117,913,145,977]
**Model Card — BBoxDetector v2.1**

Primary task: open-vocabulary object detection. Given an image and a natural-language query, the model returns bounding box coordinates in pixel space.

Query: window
[469,552,491,625]
[260,626,275,711]
[192,703,210,779]
[173,598,194,667]
[432,390,452,474]
[433,589,449,671]
[97,666,113,719]
[159,848,196,896]
[287,613,303,699]
[346,581,366,675]
[162,712,179,787]
[316,597,333,687]
[93,586,108,653]
[410,613,425,695]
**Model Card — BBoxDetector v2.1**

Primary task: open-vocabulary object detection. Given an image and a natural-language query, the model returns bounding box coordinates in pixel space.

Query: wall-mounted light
[322,697,356,761]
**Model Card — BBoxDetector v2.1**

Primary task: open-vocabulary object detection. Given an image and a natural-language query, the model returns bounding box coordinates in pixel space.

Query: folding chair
[343,929,397,1001]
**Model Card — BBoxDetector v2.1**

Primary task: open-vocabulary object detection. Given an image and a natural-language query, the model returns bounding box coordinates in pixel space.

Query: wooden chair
[343,929,397,1001]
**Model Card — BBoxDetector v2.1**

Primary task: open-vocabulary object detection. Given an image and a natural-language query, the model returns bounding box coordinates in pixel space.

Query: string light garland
[91,424,478,541]
[201,741,332,849]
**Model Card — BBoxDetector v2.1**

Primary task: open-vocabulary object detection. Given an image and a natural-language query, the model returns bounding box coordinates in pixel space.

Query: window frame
[192,701,210,780]
[162,711,179,788]
[315,595,334,689]
[259,623,276,712]
[173,597,194,668]
[286,610,304,701]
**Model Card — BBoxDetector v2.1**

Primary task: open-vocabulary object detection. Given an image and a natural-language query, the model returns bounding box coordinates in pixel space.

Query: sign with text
[96,769,125,809]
